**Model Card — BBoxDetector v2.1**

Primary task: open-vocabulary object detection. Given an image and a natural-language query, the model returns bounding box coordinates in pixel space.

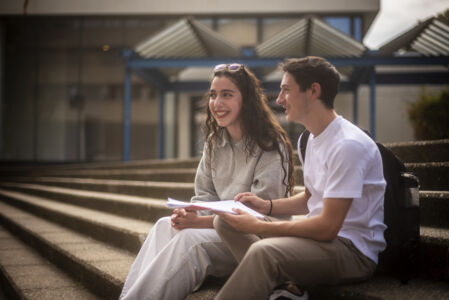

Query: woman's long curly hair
[203,65,295,196]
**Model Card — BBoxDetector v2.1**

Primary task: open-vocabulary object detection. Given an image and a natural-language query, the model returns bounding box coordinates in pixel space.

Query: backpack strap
[299,130,310,165]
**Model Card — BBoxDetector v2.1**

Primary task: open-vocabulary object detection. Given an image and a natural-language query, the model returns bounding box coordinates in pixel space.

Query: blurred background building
[0,0,447,162]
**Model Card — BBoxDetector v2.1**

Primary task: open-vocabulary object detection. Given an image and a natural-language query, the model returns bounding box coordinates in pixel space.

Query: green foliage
[408,87,449,140]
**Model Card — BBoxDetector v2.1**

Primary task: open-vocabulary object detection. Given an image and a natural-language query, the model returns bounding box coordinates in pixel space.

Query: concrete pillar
[353,86,358,125]
[164,92,176,159]
[177,93,192,158]
[123,67,131,162]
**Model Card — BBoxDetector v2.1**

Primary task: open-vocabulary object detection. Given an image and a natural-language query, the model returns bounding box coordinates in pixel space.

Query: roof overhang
[379,13,449,56]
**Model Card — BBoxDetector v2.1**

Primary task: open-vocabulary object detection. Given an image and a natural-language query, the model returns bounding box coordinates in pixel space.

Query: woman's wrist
[198,215,215,228]
[266,199,273,216]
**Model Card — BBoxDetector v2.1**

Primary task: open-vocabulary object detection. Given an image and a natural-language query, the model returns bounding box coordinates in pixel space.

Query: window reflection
[323,16,362,41]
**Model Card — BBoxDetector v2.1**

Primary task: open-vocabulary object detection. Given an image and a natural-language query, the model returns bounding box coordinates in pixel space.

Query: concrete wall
[0,0,379,16]
[333,85,448,144]
[0,0,379,36]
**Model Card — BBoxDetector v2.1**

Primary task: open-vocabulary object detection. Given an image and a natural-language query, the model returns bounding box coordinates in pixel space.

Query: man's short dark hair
[280,56,340,109]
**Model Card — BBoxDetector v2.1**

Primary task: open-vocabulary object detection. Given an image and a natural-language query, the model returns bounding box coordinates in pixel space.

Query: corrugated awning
[256,17,366,58]
[135,18,240,58]
[379,14,449,56]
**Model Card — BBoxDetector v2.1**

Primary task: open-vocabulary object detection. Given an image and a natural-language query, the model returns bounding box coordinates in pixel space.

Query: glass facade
[323,16,363,41]
[1,13,365,161]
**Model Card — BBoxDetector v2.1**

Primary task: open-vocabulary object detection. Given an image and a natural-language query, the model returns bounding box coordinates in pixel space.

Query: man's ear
[310,82,321,99]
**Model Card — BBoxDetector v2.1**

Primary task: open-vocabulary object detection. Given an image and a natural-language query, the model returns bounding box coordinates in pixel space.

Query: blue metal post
[158,90,165,159]
[369,68,376,140]
[123,67,131,162]
[352,86,358,125]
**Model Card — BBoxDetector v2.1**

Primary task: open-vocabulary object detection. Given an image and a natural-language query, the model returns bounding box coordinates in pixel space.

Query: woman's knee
[154,216,171,227]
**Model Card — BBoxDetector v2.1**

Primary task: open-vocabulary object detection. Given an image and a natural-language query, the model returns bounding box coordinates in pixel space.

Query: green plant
[408,87,449,140]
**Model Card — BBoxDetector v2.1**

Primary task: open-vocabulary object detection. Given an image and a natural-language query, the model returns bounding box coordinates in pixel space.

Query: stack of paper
[166,198,264,219]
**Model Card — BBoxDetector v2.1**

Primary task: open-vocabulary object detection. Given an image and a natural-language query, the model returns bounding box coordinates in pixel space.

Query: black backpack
[299,130,420,284]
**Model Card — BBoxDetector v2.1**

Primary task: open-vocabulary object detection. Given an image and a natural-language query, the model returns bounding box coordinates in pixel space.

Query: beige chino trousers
[213,215,376,300]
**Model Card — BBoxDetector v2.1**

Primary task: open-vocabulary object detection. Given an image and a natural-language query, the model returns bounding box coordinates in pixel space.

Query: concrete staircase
[0,140,448,299]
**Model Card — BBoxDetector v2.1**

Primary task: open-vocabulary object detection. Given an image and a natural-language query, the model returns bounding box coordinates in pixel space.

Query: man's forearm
[256,215,336,241]
[271,190,310,216]
[257,197,352,241]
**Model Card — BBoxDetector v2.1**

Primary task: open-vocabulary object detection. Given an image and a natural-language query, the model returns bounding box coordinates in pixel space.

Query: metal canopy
[135,18,240,58]
[379,14,449,56]
[122,15,449,161]
[256,17,366,58]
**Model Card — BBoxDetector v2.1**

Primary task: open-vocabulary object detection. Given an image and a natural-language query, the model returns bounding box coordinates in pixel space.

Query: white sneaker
[269,289,309,300]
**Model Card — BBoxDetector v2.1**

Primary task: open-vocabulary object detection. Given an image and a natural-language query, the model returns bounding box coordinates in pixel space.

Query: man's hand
[234,192,271,215]
[216,208,264,234]
[170,208,199,230]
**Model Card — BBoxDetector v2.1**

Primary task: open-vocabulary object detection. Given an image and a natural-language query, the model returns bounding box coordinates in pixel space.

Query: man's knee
[245,239,277,264]
[213,215,237,237]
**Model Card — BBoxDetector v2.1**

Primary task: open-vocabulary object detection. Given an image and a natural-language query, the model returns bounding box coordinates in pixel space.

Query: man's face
[276,72,310,123]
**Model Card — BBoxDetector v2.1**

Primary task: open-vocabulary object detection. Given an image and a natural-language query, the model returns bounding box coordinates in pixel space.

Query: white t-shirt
[299,116,387,264]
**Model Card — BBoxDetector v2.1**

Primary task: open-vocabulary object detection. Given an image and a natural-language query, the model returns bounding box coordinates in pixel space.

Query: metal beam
[374,72,449,85]
[158,90,165,159]
[369,68,376,140]
[134,69,169,89]
[126,55,449,69]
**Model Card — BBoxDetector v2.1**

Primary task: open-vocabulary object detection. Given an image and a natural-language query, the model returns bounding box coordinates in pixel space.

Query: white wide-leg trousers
[119,216,236,300]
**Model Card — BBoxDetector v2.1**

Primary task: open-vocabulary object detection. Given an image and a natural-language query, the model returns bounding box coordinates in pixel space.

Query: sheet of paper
[166,198,264,219]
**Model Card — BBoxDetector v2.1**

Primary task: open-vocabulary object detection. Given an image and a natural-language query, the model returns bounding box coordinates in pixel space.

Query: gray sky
[363,0,448,49]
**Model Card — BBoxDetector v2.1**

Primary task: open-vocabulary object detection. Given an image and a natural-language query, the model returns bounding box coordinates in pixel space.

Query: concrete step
[59,157,200,171]
[6,161,444,192]
[6,176,195,199]
[0,225,100,300]
[0,182,446,270]
[0,188,153,253]
[185,274,449,300]
[14,166,305,186]
[0,201,135,299]
[0,158,201,179]
[386,139,449,163]
[3,179,304,207]
[0,186,447,299]
[406,162,449,190]
[1,180,447,235]
[420,191,449,229]
[37,168,198,182]
[309,274,449,299]
[0,182,172,221]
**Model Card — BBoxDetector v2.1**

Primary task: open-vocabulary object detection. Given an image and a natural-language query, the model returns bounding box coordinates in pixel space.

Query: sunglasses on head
[214,63,244,72]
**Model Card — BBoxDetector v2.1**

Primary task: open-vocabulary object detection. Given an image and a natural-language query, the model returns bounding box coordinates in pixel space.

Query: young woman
[119,63,295,300]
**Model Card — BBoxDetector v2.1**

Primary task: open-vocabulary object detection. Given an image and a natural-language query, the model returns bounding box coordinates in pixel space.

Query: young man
[213,56,387,300]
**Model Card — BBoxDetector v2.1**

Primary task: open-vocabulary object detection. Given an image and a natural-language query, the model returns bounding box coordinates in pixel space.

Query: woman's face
[209,76,243,141]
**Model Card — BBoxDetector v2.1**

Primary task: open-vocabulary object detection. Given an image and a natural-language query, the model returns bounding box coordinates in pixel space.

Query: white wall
[338,85,448,143]
[0,0,379,16]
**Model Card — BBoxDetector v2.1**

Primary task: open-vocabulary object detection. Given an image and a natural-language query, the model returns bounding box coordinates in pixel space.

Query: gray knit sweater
[191,131,290,218]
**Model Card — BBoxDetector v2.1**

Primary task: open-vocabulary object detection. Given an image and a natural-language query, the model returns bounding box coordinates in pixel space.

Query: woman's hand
[234,192,271,215]
[170,208,200,230]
